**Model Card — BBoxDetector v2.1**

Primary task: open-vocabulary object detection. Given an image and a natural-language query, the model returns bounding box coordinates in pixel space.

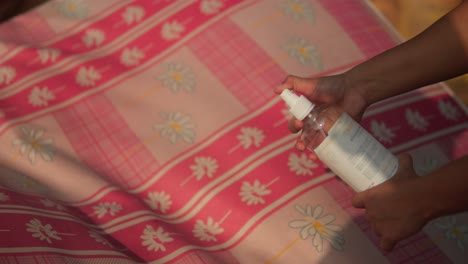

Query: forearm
[418,155,468,220]
[346,1,468,105]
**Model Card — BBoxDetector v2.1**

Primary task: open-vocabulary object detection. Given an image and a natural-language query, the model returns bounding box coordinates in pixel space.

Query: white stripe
[0,209,102,230]
[149,173,335,264]
[390,123,468,153]
[0,0,133,65]
[69,186,120,206]
[0,0,194,99]
[0,204,77,217]
[0,247,130,257]
[99,210,160,229]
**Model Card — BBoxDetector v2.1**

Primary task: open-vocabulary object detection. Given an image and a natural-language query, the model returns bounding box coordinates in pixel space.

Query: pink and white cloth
[0,0,467,263]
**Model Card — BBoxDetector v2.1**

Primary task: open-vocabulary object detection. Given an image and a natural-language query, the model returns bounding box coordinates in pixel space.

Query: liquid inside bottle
[280,89,398,192]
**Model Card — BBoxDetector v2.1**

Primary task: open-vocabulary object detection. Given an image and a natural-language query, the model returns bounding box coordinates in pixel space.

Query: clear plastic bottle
[280,89,398,192]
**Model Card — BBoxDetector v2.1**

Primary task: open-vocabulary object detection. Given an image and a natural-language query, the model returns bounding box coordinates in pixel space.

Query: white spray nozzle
[280,89,315,121]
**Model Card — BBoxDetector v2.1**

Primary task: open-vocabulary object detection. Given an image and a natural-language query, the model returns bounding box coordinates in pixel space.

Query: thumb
[274,75,317,97]
[380,238,397,252]
[392,153,416,180]
[351,192,366,208]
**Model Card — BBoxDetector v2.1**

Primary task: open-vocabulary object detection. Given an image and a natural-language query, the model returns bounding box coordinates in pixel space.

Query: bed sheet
[0,0,467,263]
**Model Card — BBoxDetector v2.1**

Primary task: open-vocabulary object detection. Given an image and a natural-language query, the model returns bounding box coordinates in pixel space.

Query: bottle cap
[280,89,315,120]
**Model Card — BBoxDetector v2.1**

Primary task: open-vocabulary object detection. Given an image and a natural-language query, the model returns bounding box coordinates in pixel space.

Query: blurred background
[371,0,467,105]
[0,0,466,104]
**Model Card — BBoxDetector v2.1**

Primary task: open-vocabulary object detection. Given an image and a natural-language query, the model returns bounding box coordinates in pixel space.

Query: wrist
[343,67,378,107]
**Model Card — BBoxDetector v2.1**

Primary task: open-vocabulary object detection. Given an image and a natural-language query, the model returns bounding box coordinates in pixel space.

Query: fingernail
[296,143,305,151]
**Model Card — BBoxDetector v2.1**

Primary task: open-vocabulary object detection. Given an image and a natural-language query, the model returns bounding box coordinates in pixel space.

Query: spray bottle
[280,89,398,192]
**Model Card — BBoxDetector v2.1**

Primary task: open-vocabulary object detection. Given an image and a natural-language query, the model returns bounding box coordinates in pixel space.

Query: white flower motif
[40,199,66,211]
[289,204,345,252]
[229,127,265,153]
[122,6,145,25]
[282,37,321,68]
[57,0,88,19]
[193,217,225,242]
[12,127,55,164]
[288,153,318,176]
[200,0,224,15]
[406,109,429,131]
[141,225,174,252]
[370,120,395,144]
[0,66,16,85]
[161,21,185,41]
[181,156,219,186]
[435,216,468,250]
[191,157,219,180]
[37,48,61,64]
[26,218,62,244]
[153,112,196,144]
[279,0,315,24]
[438,100,460,121]
[120,47,145,67]
[156,62,196,93]
[237,127,265,149]
[82,29,105,48]
[93,202,122,219]
[76,66,101,87]
[88,230,113,247]
[144,191,172,214]
[0,192,9,202]
[29,86,56,107]
[239,178,278,205]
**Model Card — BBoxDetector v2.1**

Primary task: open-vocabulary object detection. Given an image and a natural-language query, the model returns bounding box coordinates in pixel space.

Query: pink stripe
[0,0,175,91]
[0,0,244,127]
[317,0,397,57]
[360,94,468,148]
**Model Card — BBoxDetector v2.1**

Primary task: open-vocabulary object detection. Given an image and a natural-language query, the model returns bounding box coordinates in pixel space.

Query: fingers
[351,192,366,208]
[288,117,303,134]
[380,238,397,252]
[392,153,417,180]
[275,75,317,97]
[397,153,414,171]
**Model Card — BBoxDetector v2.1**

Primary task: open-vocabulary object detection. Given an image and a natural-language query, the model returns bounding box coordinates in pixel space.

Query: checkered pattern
[188,18,286,110]
[318,0,397,57]
[54,94,159,188]
[323,180,450,264]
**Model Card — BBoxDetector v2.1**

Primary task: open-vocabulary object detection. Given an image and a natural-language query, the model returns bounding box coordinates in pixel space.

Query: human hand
[274,74,369,151]
[351,154,434,252]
